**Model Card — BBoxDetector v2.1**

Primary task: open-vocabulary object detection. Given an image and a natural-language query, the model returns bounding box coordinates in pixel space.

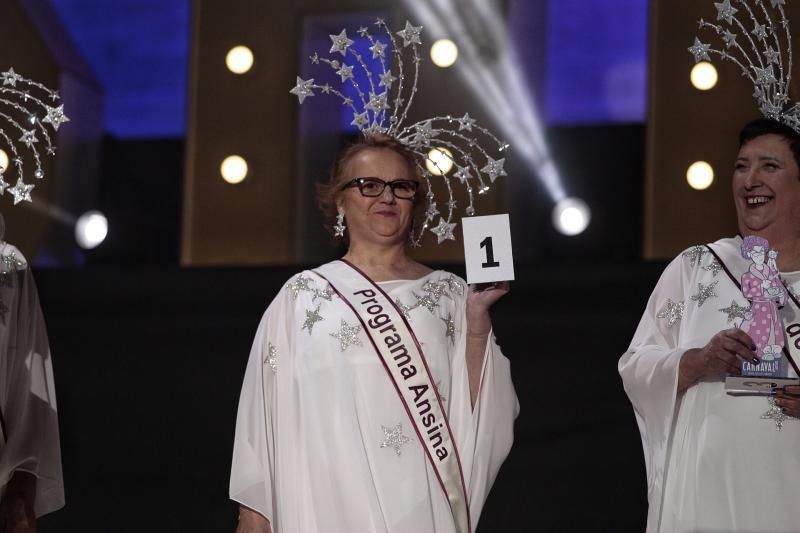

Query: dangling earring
[334,210,346,238]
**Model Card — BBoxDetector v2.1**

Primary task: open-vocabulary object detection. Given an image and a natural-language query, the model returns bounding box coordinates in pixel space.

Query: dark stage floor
[29,262,665,532]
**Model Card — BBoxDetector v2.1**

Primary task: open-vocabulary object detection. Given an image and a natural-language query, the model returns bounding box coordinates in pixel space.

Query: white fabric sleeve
[0,264,64,517]
[230,278,294,525]
[448,282,519,530]
[618,256,688,532]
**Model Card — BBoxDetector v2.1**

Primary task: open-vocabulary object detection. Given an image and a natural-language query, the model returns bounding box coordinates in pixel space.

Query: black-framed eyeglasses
[342,177,419,199]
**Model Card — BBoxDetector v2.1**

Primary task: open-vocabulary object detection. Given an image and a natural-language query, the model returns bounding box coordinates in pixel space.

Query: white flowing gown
[231,267,518,532]
[0,243,64,516]
[620,236,800,533]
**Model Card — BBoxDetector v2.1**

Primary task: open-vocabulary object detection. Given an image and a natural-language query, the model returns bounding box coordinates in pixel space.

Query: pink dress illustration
[739,236,785,361]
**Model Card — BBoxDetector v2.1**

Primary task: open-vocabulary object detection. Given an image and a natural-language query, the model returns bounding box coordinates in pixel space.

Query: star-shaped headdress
[0,68,68,205]
[290,19,509,246]
[689,0,800,132]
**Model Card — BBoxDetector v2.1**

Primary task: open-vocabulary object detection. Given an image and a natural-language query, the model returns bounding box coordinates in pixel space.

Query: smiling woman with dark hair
[620,117,800,533]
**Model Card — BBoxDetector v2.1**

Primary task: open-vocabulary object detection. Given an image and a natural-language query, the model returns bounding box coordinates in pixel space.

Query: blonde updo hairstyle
[317,133,426,239]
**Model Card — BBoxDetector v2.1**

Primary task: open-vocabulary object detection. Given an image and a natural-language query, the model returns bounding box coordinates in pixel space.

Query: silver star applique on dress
[762,397,792,430]
[264,342,278,373]
[287,275,312,299]
[657,299,685,327]
[703,258,722,277]
[682,245,707,266]
[330,320,362,351]
[380,423,411,455]
[719,300,750,323]
[441,313,456,345]
[691,281,719,307]
[302,304,324,335]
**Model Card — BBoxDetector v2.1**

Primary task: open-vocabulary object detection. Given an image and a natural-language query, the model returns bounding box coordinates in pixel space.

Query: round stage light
[553,198,591,236]
[690,61,718,91]
[0,149,7,173]
[687,161,714,190]
[75,211,108,249]
[430,39,458,68]
[425,147,454,175]
[221,155,249,184]
[226,46,254,74]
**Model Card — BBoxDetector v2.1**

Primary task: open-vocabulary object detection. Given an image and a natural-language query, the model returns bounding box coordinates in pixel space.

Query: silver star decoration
[365,91,390,112]
[430,218,456,244]
[425,201,440,220]
[380,423,411,455]
[441,313,456,344]
[688,37,712,63]
[764,46,781,64]
[682,245,707,266]
[444,275,464,296]
[42,104,69,131]
[395,298,413,319]
[719,300,749,323]
[752,22,768,41]
[722,29,738,49]
[19,130,37,148]
[286,275,312,299]
[1,251,26,273]
[264,342,278,372]
[369,40,387,58]
[457,112,476,131]
[481,157,507,182]
[771,0,785,7]
[657,298,685,327]
[357,26,369,37]
[351,111,370,129]
[301,304,324,335]
[396,21,423,47]
[310,52,320,64]
[703,258,722,277]
[1,68,22,87]
[313,285,334,301]
[714,0,738,24]
[329,29,354,56]
[289,77,315,104]
[413,291,439,313]
[336,63,354,82]
[454,167,471,184]
[691,280,719,307]
[753,64,777,85]
[761,397,791,430]
[342,97,353,106]
[411,120,438,147]
[378,70,396,88]
[8,179,33,205]
[330,320,362,351]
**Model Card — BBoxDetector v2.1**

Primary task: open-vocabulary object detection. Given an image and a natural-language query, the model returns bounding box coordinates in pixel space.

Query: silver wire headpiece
[689,0,800,131]
[0,67,69,205]
[290,18,510,246]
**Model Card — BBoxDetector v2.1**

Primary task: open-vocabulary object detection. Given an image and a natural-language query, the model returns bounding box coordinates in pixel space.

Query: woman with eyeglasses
[230,134,518,533]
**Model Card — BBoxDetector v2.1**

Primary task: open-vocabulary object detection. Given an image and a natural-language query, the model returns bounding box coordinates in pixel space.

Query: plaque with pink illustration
[738,236,789,379]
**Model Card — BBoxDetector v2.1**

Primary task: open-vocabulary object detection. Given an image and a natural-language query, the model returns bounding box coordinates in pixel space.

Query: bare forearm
[236,505,271,533]
[466,309,491,408]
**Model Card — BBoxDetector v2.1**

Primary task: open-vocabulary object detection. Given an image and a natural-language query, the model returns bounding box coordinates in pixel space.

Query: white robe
[0,243,64,516]
[620,236,800,533]
[230,266,518,533]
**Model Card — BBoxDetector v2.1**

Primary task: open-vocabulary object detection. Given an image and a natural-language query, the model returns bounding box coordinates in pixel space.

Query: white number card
[461,214,515,284]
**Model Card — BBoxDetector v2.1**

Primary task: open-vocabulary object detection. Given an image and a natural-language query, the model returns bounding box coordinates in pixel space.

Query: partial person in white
[621,118,800,533]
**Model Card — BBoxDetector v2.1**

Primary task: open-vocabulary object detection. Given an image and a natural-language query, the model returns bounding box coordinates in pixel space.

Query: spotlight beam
[402,0,567,202]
